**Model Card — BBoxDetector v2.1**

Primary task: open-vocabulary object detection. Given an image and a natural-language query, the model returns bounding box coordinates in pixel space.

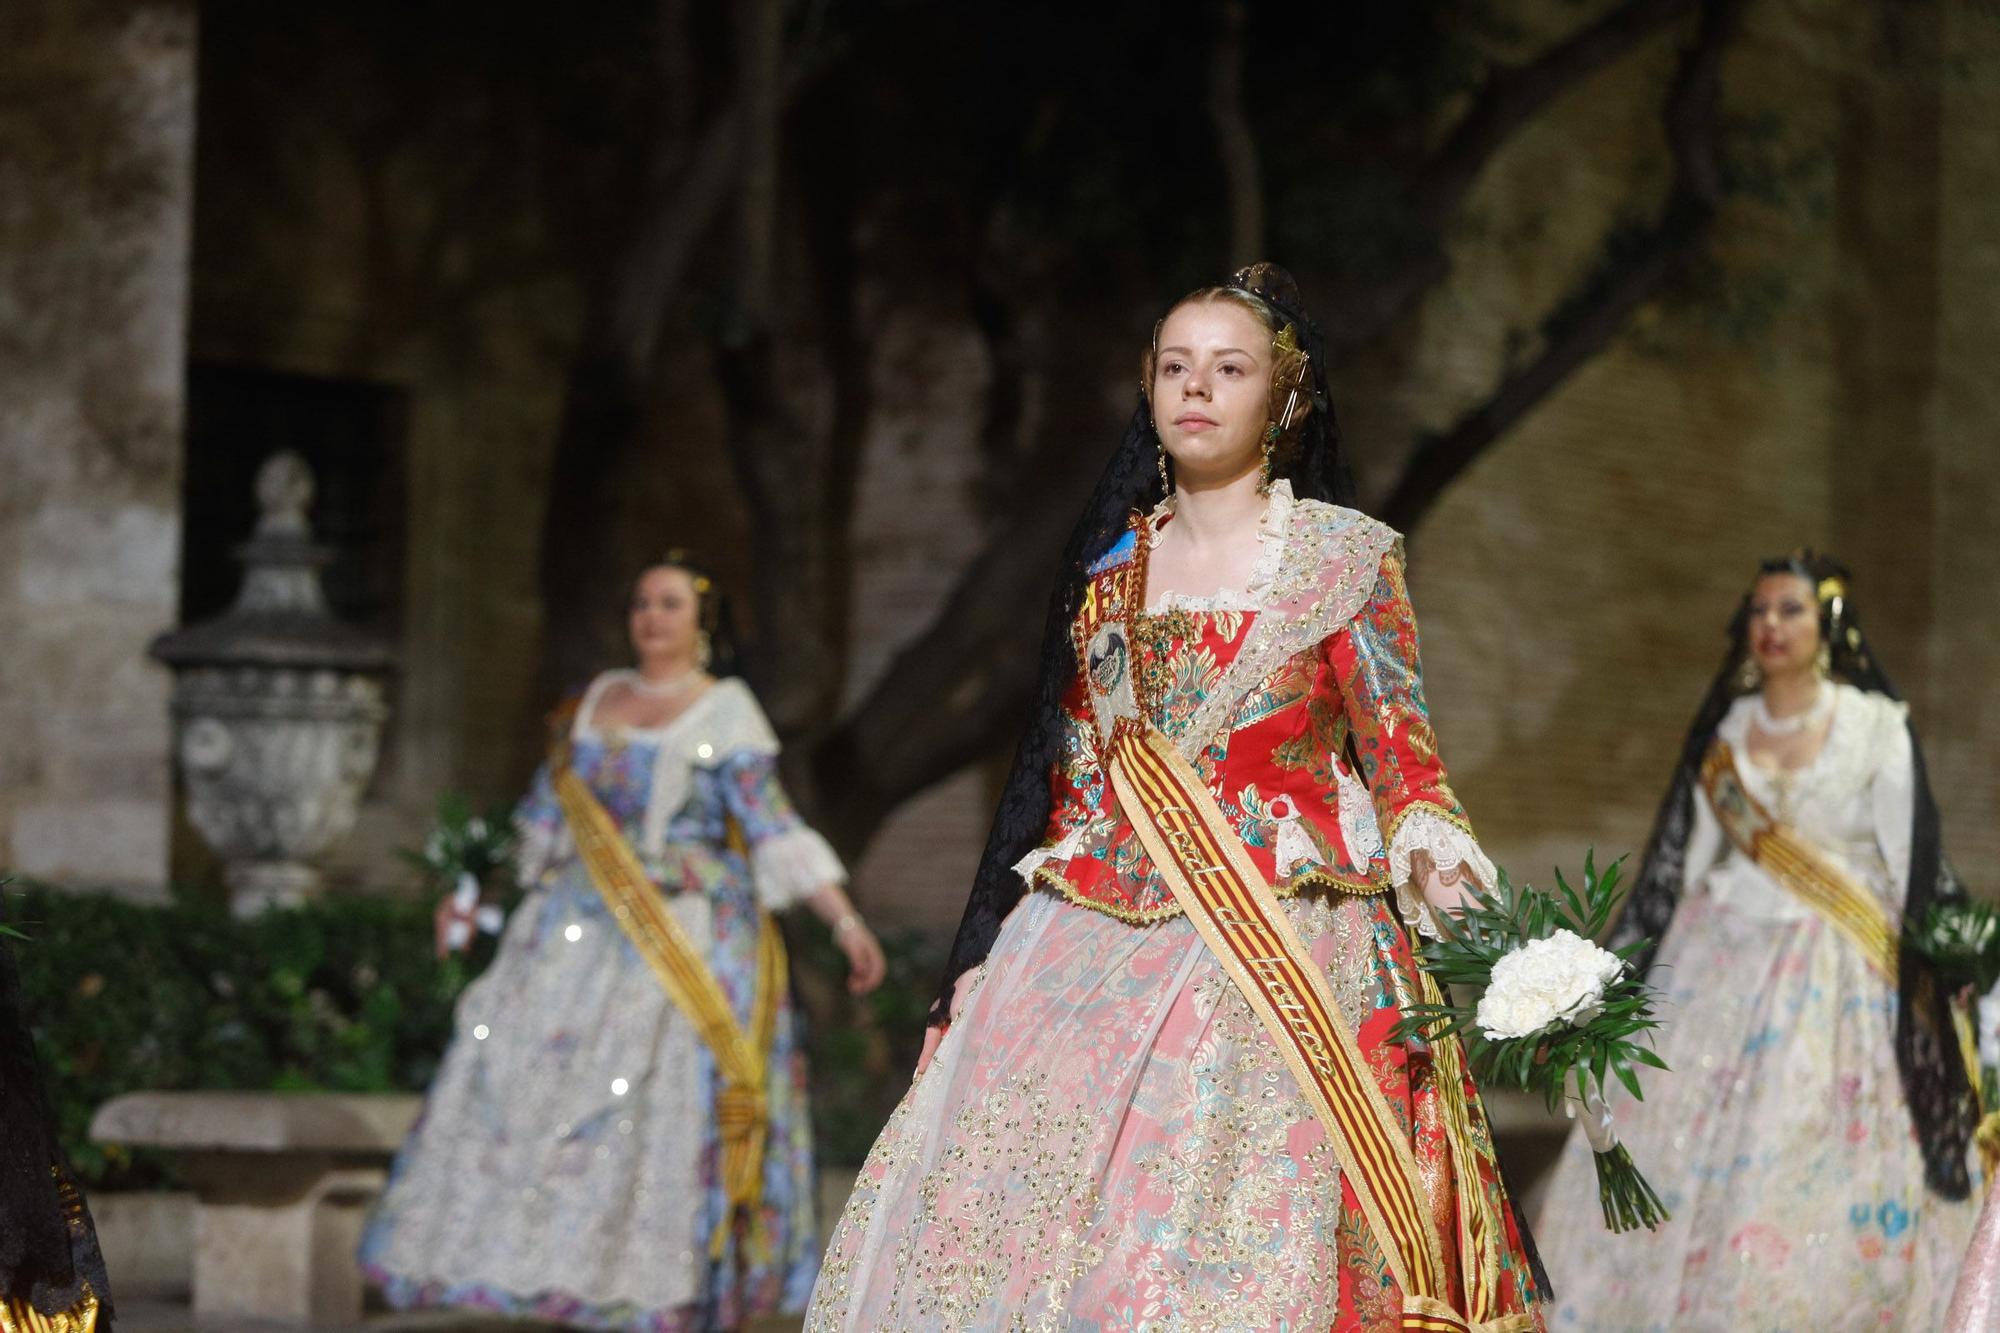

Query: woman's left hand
[837,917,886,995]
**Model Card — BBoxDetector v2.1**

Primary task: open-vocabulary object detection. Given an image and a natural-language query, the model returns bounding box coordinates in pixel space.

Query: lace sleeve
[714,751,846,913]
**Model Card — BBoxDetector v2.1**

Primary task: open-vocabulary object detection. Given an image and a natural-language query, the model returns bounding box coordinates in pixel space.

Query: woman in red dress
[809,265,1546,1332]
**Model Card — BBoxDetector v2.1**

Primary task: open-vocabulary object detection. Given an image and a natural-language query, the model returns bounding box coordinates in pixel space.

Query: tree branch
[802,0,1749,874]
[714,0,855,738]
[1407,0,1700,231]
[1322,0,1701,360]
[537,0,852,698]
[1377,0,1745,532]
[808,450,1099,858]
[1209,0,1263,265]
[735,0,783,328]
[535,91,742,693]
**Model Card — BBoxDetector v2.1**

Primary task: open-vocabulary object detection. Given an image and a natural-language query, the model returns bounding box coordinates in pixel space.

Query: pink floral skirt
[807,890,1543,1331]
[1946,1178,2000,1331]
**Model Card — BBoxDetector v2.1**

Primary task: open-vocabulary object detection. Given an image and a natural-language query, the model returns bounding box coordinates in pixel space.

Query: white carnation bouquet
[1396,851,1670,1232]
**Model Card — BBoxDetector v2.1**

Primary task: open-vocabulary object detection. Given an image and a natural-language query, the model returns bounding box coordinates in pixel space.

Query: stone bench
[91,1091,419,1326]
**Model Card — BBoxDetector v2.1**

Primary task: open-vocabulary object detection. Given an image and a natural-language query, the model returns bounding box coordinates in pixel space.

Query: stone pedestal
[188,1161,383,1325]
[151,453,392,912]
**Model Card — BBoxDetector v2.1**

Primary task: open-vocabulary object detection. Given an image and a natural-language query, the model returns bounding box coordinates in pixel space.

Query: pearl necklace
[629,668,703,699]
[1752,681,1833,736]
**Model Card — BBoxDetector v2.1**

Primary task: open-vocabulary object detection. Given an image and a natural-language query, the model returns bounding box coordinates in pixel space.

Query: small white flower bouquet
[402,793,516,951]
[1396,851,1670,1233]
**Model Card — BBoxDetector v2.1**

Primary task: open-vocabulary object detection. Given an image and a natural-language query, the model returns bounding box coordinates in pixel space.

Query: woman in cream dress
[1535,553,1980,1331]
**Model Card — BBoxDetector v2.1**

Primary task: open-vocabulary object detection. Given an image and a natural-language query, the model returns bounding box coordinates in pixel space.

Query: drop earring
[1258,422,1279,495]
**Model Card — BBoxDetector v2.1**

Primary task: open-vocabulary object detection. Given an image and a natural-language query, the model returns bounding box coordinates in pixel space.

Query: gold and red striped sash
[1699,740,1899,981]
[1107,719,1529,1333]
[555,762,786,1260]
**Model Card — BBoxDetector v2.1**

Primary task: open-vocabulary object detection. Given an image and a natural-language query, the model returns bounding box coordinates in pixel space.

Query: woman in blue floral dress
[362,556,884,1332]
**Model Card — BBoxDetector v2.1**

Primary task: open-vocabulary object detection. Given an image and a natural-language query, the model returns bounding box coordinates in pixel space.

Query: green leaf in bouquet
[1628,1045,1669,1072]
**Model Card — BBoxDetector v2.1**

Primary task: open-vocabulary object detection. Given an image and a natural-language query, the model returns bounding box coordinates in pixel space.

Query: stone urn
[150,452,393,913]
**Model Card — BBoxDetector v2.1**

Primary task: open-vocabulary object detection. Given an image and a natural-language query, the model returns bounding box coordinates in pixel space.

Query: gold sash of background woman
[1698,739,1899,980]
[552,748,785,1260]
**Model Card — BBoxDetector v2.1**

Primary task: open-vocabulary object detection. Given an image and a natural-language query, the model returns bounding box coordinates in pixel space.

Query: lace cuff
[1386,808,1498,941]
[751,825,846,911]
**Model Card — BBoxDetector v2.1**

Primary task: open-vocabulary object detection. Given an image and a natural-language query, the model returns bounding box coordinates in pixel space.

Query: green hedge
[7,886,469,1189]
[5,885,942,1188]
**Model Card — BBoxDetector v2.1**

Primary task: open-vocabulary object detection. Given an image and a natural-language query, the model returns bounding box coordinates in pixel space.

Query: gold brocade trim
[0,1288,98,1333]
[1031,863,1389,926]
[1958,1005,1984,1120]
[1225,662,1314,732]
[1975,1112,2000,1186]
[1404,1305,1533,1333]
[1420,968,1508,1323]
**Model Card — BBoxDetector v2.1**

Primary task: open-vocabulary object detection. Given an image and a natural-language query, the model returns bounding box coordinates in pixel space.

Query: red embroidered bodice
[1017,484,1493,925]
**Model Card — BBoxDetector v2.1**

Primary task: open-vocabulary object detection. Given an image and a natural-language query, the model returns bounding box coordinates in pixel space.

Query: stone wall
[0,0,196,895]
[1926,0,2000,883]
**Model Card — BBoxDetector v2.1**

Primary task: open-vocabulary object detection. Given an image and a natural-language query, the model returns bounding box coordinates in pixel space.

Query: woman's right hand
[433,893,476,960]
[914,962,985,1079]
